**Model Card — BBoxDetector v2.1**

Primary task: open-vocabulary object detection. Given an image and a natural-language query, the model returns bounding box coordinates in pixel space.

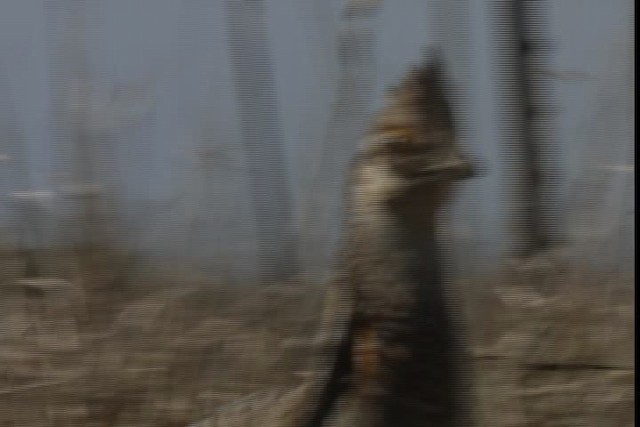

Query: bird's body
[189,53,475,427]
[303,54,475,427]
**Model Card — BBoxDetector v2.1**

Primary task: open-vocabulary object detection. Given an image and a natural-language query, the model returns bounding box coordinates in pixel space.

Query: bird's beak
[418,156,476,180]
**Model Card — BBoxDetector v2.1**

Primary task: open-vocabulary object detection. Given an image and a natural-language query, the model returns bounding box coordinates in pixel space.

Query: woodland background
[0,0,634,425]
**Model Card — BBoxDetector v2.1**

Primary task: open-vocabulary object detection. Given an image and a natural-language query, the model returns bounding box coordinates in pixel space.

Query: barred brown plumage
[188,52,476,427]
[301,53,476,427]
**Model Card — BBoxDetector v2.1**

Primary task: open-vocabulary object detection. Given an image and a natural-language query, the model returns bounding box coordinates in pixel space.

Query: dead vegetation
[0,248,634,426]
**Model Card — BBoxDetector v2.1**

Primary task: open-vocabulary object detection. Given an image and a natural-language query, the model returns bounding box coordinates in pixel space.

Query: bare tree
[45,0,104,253]
[0,61,43,275]
[224,0,299,284]
[491,0,560,258]
[300,0,383,280]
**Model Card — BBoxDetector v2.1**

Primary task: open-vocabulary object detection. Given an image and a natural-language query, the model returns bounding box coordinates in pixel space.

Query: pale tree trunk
[300,0,383,281]
[224,0,299,284]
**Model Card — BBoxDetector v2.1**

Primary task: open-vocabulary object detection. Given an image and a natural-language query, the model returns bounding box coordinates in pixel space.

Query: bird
[188,51,476,427]
[301,51,475,427]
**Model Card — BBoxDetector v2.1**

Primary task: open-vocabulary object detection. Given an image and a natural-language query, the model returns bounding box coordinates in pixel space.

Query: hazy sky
[0,0,633,276]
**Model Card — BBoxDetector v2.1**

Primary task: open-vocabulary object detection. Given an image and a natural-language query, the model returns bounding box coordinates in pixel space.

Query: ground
[0,249,634,426]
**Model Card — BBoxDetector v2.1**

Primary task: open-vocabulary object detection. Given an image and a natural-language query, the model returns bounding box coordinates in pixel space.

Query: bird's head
[352,56,475,210]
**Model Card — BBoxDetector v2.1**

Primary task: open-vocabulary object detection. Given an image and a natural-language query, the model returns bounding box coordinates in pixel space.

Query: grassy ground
[0,249,634,426]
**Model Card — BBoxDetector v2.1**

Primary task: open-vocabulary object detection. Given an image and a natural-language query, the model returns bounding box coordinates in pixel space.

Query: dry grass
[0,249,634,426]
[0,249,324,426]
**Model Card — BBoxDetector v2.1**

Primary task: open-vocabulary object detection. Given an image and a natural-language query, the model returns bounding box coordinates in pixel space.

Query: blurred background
[0,0,634,426]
